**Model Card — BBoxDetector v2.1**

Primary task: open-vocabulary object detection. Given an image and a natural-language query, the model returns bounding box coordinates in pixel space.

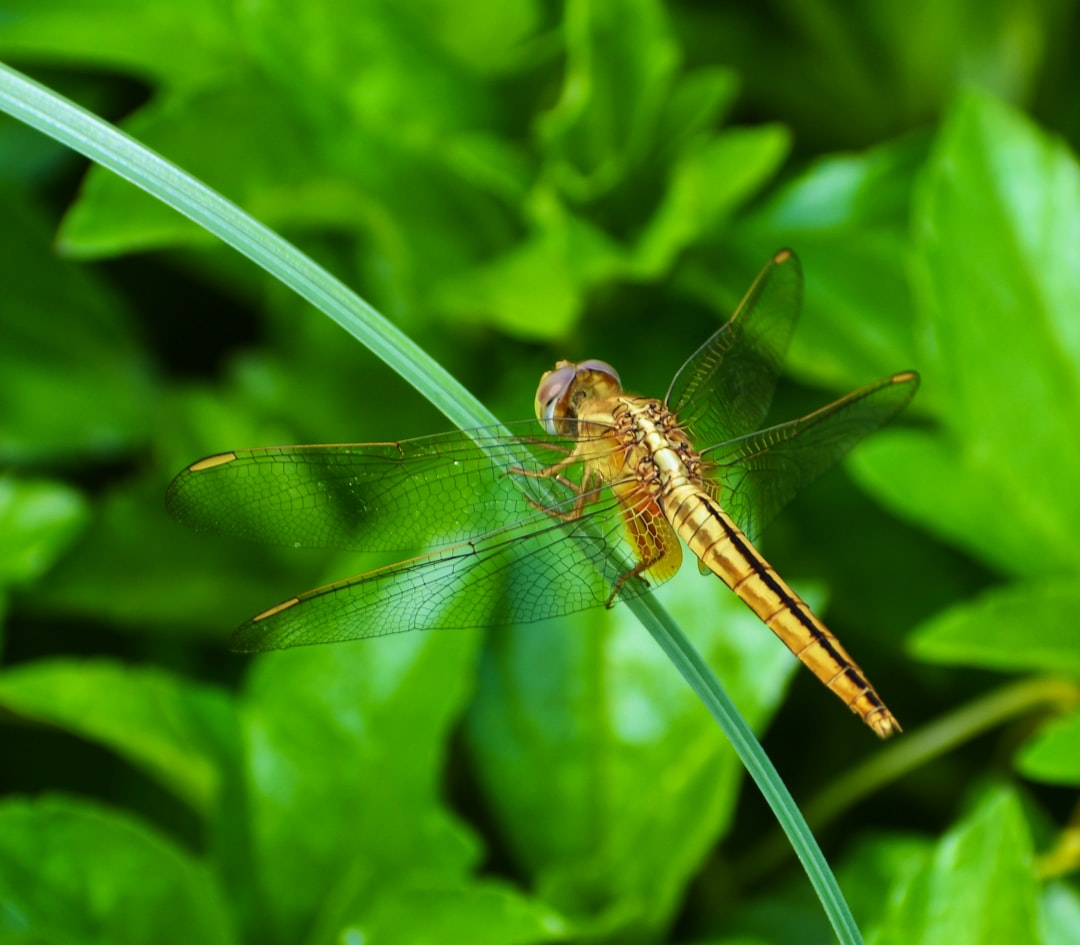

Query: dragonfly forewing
[168,421,675,653]
[167,422,604,552]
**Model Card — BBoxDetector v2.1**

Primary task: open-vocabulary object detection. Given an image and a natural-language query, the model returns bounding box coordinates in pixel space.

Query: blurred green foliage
[2,1,1080,943]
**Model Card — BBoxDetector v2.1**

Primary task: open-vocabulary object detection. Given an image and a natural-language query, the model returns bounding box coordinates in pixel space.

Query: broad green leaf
[57,77,513,324]
[332,878,569,945]
[851,429,1067,585]
[872,787,1040,945]
[54,3,519,325]
[240,0,495,131]
[861,90,1080,576]
[0,659,238,813]
[0,0,235,83]
[1042,882,1080,945]
[676,2,1053,152]
[538,0,680,199]
[1015,709,1080,786]
[396,1,542,77]
[0,477,88,586]
[438,124,786,340]
[850,3,1050,125]
[836,834,935,935]
[725,134,927,390]
[441,132,534,204]
[249,0,541,86]
[0,795,232,945]
[632,124,789,277]
[27,477,334,638]
[655,66,739,157]
[909,577,1080,676]
[58,80,348,255]
[0,190,155,463]
[432,210,624,339]
[463,564,798,934]
[27,367,383,636]
[241,628,482,944]
[724,834,933,945]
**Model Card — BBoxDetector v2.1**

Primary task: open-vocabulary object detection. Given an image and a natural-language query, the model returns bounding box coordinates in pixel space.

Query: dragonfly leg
[521,438,575,457]
[508,462,603,522]
[604,494,682,607]
[606,556,655,606]
[508,445,580,481]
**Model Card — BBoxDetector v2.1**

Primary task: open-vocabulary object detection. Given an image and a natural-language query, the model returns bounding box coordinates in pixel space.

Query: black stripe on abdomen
[697,495,879,704]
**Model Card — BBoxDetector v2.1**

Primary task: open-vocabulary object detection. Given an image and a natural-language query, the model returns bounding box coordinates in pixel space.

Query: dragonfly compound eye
[534,363,578,435]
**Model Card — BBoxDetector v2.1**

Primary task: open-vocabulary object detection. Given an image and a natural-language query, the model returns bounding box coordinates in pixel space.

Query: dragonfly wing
[665,249,803,447]
[166,421,595,553]
[702,371,919,542]
[229,484,663,652]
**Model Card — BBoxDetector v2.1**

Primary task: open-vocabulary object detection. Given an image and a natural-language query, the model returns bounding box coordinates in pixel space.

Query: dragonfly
[167,249,918,737]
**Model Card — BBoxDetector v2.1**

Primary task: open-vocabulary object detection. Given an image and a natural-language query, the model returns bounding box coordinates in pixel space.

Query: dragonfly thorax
[610,398,704,492]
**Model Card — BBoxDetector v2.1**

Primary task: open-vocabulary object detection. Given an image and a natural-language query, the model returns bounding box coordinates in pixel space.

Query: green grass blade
[0,60,865,945]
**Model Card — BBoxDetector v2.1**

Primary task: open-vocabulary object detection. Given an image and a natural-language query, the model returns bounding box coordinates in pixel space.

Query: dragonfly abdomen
[663,483,900,738]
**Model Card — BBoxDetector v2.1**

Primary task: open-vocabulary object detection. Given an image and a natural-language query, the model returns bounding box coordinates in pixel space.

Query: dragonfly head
[535,359,622,435]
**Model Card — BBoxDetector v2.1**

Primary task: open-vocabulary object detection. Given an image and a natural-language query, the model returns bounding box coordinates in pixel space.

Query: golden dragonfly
[167,250,918,737]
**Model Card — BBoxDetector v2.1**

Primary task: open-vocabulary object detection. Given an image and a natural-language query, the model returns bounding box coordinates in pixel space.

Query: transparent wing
[228,489,663,652]
[666,249,803,448]
[167,420,675,651]
[702,372,919,542]
[167,420,606,552]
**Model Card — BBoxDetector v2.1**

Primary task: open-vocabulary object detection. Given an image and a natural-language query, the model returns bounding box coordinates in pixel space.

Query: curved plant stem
[742,675,1080,884]
[805,675,1080,829]
[0,60,866,945]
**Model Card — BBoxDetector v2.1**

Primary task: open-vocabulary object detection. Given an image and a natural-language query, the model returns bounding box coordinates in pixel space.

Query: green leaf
[464,564,798,933]
[0,795,233,945]
[0,190,155,463]
[0,0,236,83]
[27,475,333,638]
[398,1,542,76]
[656,66,739,156]
[334,879,569,945]
[835,834,935,934]
[909,577,1080,676]
[860,89,1080,576]
[241,629,482,943]
[0,659,238,813]
[439,123,788,340]
[58,81,347,255]
[538,0,680,199]
[632,124,789,277]
[1042,882,1080,945]
[873,786,1040,945]
[1016,709,1080,786]
[0,477,88,586]
[725,833,934,945]
[433,210,624,339]
[53,5,521,321]
[680,3,1053,153]
[726,134,927,389]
